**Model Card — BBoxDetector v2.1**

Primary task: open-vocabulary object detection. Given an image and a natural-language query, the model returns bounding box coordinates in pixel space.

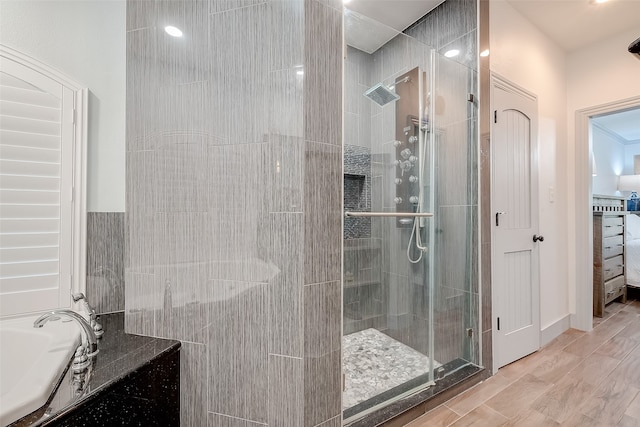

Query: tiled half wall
[125,0,343,425]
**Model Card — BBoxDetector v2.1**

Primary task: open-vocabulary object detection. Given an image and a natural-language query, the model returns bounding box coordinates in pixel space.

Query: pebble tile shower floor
[343,328,441,410]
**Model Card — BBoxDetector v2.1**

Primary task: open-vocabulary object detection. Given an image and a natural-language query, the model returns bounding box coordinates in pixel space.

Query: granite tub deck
[343,328,441,410]
[10,313,180,427]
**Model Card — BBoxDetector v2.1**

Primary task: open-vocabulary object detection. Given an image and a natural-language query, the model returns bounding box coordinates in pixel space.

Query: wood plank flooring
[406,300,640,427]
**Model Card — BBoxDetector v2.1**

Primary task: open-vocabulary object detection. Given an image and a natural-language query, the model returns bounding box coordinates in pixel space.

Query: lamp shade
[618,174,640,192]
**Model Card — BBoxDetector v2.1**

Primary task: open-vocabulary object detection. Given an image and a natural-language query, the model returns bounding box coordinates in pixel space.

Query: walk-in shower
[343,4,480,424]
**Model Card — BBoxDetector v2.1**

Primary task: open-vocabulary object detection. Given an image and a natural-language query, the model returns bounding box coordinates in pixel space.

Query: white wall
[624,143,640,175]
[0,1,126,212]
[490,0,570,331]
[592,126,624,196]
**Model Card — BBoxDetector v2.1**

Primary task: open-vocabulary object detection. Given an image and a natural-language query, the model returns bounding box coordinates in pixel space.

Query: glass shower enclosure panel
[342,13,437,419]
[342,6,479,423]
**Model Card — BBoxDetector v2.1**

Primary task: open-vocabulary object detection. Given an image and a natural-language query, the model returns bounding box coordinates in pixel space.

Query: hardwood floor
[406,299,640,427]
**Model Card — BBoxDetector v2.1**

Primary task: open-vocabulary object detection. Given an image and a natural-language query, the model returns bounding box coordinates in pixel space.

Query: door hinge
[497,317,500,331]
[494,110,497,123]
[466,328,473,337]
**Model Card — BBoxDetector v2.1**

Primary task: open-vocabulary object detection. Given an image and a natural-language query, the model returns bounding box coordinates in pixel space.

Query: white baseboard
[540,314,571,347]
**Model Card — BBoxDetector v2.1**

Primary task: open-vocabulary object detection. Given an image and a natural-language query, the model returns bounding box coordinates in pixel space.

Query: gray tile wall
[86,212,125,314]
[126,0,342,425]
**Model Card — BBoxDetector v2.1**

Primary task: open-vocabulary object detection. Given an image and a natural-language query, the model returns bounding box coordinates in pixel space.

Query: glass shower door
[342,17,438,418]
[342,6,480,423]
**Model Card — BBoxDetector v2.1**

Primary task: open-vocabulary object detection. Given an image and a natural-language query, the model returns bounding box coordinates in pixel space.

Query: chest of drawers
[593,212,627,317]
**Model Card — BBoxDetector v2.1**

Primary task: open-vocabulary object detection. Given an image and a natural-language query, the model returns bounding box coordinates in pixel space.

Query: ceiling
[346,0,444,34]
[506,0,640,143]
[506,0,640,52]
[592,107,640,144]
[345,0,445,53]
[346,0,640,139]
[347,0,640,53]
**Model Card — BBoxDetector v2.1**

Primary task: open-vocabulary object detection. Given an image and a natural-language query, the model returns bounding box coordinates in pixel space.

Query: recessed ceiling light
[594,0,608,3]
[296,70,304,76]
[480,49,490,57]
[164,26,183,37]
[444,49,460,58]
[343,0,352,4]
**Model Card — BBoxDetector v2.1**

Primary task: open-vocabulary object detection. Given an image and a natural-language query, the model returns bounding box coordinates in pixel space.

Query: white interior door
[492,78,540,369]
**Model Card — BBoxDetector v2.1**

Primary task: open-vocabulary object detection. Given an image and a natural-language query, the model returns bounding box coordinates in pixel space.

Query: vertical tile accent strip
[269,213,304,357]
[181,342,207,426]
[86,212,125,314]
[304,141,342,285]
[303,1,343,425]
[268,355,304,426]
[207,281,269,423]
[304,349,342,426]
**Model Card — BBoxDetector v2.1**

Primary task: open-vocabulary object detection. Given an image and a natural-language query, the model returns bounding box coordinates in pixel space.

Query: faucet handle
[92,319,104,338]
[71,292,103,338]
[71,345,91,372]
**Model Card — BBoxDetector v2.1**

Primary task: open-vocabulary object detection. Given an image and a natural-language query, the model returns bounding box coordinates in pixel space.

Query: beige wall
[490,0,570,334]
[566,28,640,321]
[491,0,640,338]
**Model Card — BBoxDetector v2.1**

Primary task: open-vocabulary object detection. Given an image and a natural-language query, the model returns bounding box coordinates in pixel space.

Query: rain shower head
[364,83,400,106]
[363,76,410,106]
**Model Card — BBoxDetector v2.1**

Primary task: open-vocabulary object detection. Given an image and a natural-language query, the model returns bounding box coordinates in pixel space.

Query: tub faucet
[34,310,99,362]
[71,292,104,338]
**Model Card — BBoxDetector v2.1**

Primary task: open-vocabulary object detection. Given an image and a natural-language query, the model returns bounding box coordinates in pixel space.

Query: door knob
[533,234,544,242]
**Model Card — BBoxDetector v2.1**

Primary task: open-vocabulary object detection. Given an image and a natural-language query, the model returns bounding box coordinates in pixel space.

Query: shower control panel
[392,67,421,229]
[394,115,420,228]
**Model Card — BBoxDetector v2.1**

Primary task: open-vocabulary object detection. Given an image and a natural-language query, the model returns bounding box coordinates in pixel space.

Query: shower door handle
[344,212,433,218]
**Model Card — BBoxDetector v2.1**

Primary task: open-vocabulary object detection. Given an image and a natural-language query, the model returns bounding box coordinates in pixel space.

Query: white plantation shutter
[0,53,80,316]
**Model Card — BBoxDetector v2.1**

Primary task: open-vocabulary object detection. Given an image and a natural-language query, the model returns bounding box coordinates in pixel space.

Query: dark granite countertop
[11,312,181,426]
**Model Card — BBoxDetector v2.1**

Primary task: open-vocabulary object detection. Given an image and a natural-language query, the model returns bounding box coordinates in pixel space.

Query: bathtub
[0,314,80,426]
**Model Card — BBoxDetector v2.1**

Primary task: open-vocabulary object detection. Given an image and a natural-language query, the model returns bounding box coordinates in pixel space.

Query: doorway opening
[575,96,640,331]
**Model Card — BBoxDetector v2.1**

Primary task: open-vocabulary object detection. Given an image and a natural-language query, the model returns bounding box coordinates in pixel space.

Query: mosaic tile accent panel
[343,328,440,410]
[344,144,372,240]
